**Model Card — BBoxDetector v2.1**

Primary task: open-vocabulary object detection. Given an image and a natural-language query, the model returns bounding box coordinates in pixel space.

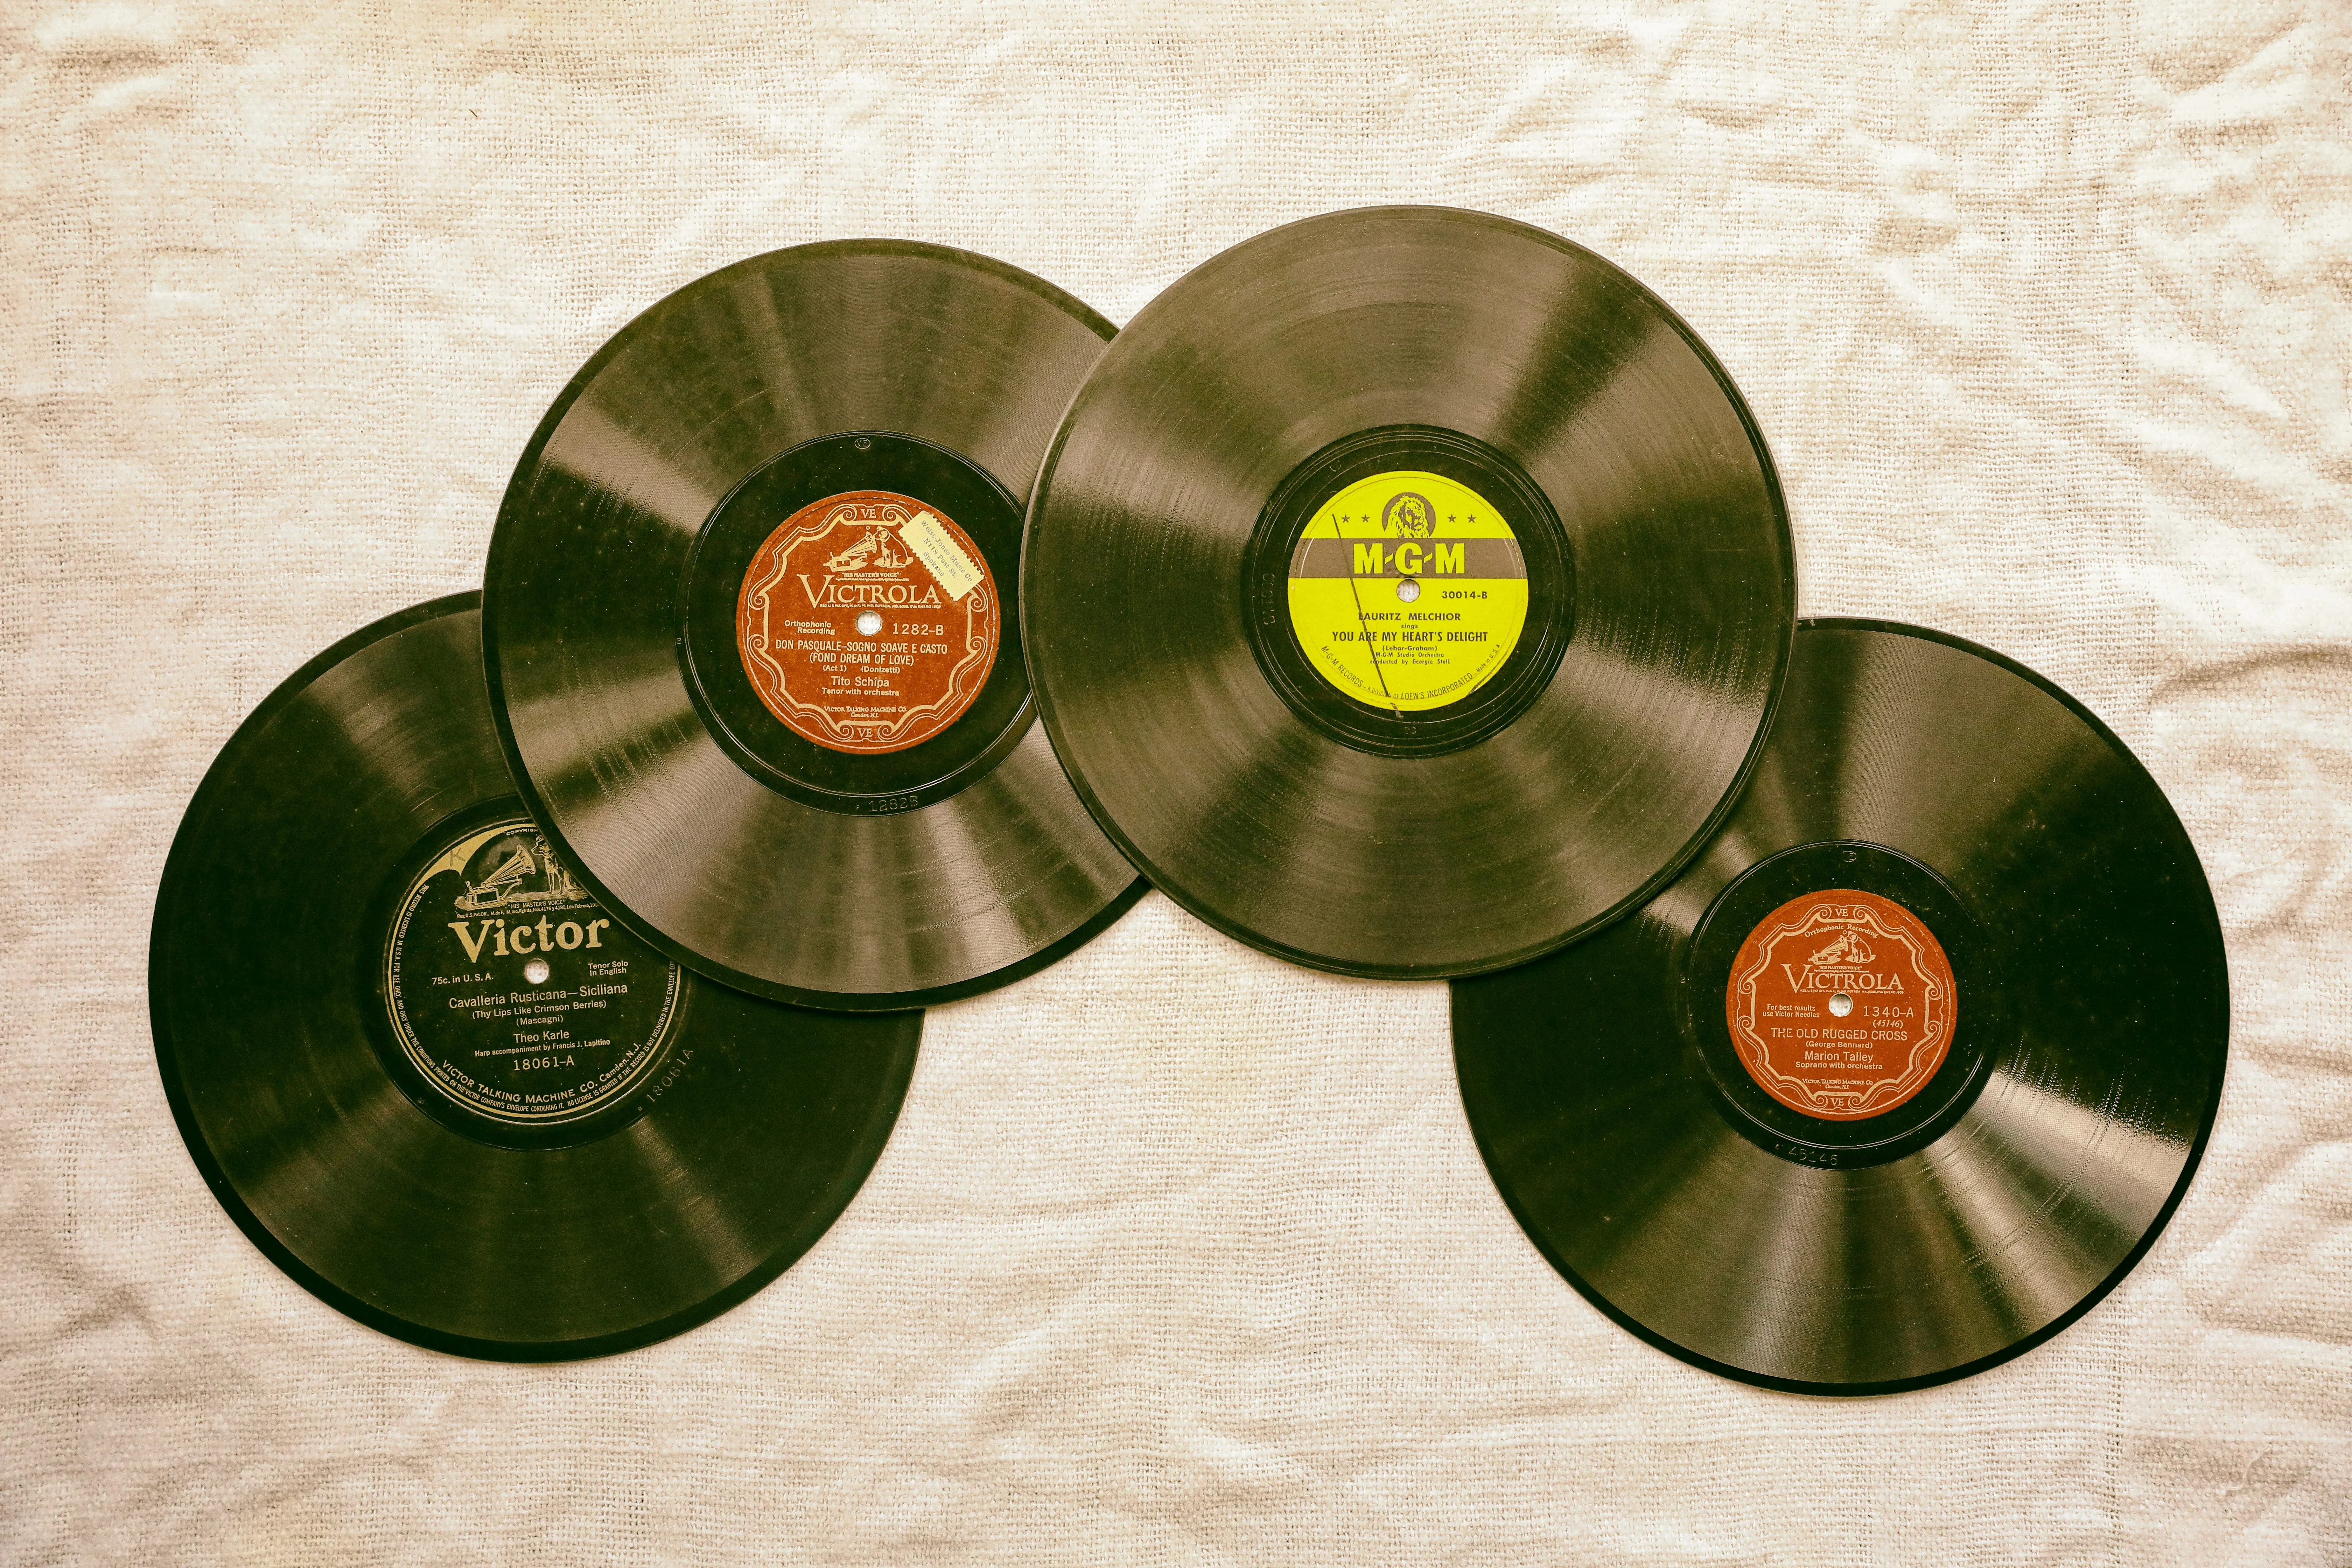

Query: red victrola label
[734,489,999,755]
[1723,888,1957,1121]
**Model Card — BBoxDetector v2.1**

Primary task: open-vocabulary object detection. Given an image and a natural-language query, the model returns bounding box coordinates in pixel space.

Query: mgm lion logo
[1381,490,1435,539]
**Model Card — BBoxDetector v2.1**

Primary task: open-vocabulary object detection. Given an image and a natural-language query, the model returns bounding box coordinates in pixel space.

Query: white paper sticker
[898,511,983,602]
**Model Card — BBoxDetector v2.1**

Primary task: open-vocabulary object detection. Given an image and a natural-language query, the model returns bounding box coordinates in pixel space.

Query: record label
[735,489,999,755]
[1284,469,1528,711]
[1724,888,1955,1121]
[384,817,684,1127]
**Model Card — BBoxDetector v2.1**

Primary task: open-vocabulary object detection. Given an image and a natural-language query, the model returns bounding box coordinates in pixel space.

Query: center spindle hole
[856,610,882,636]
[1829,991,1853,1017]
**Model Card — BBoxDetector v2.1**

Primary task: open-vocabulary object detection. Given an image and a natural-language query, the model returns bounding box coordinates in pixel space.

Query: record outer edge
[1022,205,1797,980]
[1450,614,2230,1396]
[482,240,1145,1013]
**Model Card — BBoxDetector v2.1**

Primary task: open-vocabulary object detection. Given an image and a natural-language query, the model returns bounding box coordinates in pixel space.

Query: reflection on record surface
[485,242,1141,1010]
[1023,207,1794,978]
[1452,620,2227,1393]
[150,596,919,1360]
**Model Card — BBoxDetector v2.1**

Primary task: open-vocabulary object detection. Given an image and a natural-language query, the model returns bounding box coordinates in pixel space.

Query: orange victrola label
[735,489,999,755]
[1723,889,1957,1121]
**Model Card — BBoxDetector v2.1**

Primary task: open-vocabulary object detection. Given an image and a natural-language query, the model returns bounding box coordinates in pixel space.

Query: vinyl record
[150,594,920,1361]
[1452,620,2229,1394]
[1022,206,1794,977]
[484,241,1143,1010]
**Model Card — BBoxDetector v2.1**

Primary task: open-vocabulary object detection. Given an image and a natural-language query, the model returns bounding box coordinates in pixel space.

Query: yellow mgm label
[1284,469,1530,712]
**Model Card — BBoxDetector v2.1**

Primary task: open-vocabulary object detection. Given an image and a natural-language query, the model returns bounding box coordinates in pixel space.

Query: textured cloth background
[5,2,2349,1562]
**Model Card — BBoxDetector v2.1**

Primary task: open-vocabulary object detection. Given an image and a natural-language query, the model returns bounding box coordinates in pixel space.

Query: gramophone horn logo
[452,832,583,913]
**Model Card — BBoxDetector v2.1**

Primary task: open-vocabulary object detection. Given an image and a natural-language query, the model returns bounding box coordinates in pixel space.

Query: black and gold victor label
[383,817,682,1127]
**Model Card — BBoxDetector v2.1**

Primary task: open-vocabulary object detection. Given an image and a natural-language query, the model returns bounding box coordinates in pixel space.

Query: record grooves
[151,594,920,1360]
[1451,618,2228,1394]
[484,240,1144,1012]
[1022,206,1796,979]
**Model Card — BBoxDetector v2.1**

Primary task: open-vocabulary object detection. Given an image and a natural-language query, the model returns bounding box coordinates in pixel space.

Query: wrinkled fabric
[4,3,2348,1563]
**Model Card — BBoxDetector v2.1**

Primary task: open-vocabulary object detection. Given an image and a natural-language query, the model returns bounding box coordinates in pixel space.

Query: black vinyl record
[150,594,919,1361]
[484,240,1143,1011]
[1452,620,2228,1394]
[1022,206,1795,978]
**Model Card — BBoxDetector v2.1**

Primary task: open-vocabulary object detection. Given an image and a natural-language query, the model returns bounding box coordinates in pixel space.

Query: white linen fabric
[4,2,2347,1561]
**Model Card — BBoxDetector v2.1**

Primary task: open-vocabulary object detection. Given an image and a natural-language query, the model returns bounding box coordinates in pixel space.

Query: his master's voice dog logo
[1381,490,1435,539]
[799,504,943,610]
[1797,929,1879,983]
[824,524,911,575]
[452,831,583,913]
